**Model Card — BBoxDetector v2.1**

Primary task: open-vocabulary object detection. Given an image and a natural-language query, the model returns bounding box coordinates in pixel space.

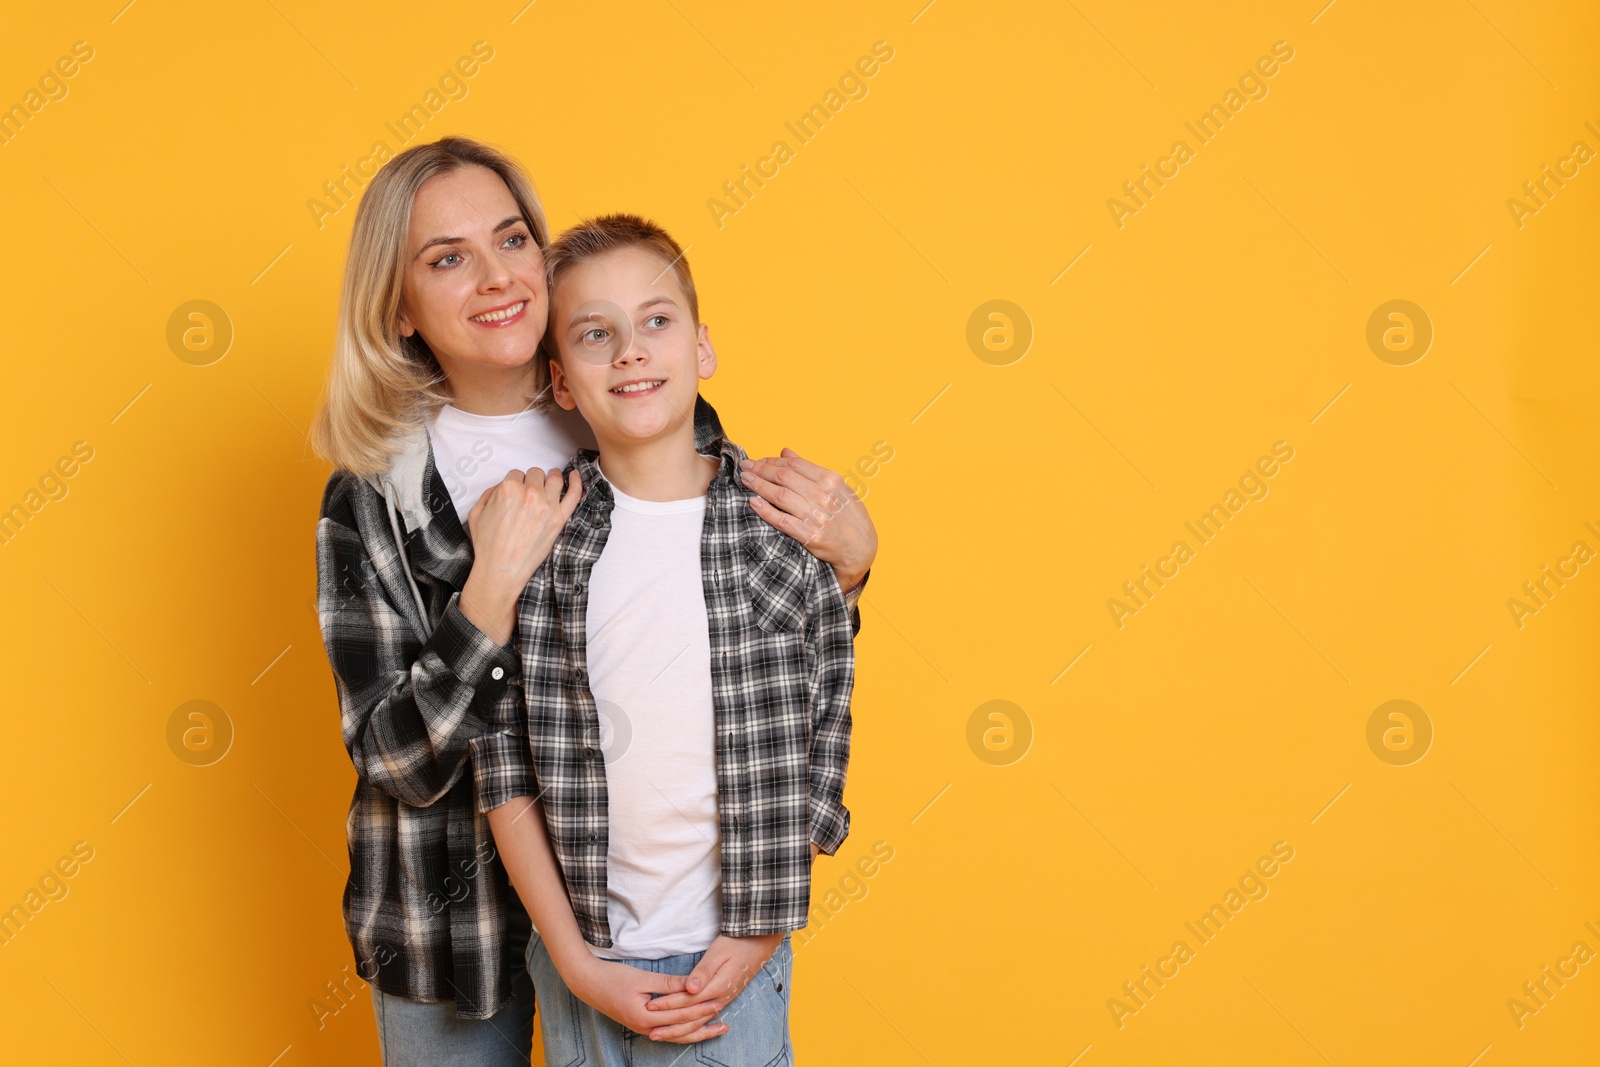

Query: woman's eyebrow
[415,216,526,256]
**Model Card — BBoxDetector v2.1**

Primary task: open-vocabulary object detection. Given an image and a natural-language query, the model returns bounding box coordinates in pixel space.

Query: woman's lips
[468,300,528,328]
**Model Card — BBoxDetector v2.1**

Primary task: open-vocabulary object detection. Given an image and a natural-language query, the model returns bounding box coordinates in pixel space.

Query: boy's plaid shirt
[472,431,856,947]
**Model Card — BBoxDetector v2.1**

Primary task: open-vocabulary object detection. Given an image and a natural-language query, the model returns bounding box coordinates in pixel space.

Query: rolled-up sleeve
[470,564,550,813]
[804,556,855,855]
[470,686,537,813]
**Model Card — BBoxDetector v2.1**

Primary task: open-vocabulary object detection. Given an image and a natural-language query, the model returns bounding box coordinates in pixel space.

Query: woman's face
[396,164,547,378]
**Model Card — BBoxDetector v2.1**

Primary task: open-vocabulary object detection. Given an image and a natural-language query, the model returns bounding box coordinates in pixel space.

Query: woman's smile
[469,299,529,327]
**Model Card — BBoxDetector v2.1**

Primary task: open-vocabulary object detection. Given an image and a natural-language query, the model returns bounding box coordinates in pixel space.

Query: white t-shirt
[586,486,721,960]
[425,403,597,526]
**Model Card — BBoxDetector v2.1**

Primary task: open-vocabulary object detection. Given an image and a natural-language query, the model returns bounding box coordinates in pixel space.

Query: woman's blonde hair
[311,136,551,475]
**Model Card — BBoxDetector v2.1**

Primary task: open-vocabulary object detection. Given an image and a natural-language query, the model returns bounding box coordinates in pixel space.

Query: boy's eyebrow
[415,215,526,257]
[560,293,682,329]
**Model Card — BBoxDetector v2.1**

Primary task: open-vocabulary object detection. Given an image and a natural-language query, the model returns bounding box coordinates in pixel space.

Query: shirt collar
[570,433,747,528]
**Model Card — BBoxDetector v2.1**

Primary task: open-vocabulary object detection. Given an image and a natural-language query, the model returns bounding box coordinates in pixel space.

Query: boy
[476,214,856,1062]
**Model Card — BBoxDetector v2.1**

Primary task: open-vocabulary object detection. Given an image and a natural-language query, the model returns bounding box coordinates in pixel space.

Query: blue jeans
[526,930,794,1067]
[369,906,537,1066]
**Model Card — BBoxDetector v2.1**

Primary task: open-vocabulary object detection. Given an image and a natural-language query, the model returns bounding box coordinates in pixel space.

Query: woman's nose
[477,251,514,289]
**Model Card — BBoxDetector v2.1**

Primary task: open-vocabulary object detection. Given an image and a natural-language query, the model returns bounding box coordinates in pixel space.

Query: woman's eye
[645,314,668,328]
[430,252,461,268]
[503,231,529,249]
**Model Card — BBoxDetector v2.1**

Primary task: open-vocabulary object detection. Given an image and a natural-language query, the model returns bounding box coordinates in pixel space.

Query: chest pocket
[744,540,809,634]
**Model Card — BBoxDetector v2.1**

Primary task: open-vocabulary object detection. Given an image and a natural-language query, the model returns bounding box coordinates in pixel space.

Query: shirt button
[491,667,504,681]
[576,669,586,683]
[588,833,598,842]
[582,747,596,760]
[574,582,584,594]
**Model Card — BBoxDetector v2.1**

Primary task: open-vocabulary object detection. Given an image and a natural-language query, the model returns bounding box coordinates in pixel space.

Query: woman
[310,136,877,1064]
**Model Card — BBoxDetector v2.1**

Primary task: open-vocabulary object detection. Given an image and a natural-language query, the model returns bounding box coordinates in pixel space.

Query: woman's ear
[397,300,415,338]
[696,322,718,381]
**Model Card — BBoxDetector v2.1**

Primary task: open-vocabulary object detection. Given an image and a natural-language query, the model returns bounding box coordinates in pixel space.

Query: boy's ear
[696,322,717,381]
[549,357,579,410]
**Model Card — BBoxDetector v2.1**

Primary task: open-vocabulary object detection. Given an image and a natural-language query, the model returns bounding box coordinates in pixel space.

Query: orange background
[1,1,1596,1064]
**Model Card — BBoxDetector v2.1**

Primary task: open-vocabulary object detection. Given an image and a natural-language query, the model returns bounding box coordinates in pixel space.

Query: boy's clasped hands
[567,933,785,1043]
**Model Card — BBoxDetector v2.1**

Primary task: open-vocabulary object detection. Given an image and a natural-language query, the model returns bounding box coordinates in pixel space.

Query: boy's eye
[645,314,669,328]
[581,327,610,345]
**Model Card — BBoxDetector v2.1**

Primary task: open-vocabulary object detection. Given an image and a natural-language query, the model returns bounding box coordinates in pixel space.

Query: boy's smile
[610,378,666,396]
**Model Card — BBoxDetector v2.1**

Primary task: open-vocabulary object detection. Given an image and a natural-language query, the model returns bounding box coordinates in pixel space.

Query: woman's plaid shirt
[472,432,857,948]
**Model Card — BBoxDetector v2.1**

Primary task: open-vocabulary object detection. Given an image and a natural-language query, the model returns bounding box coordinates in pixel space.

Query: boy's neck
[593,418,718,502]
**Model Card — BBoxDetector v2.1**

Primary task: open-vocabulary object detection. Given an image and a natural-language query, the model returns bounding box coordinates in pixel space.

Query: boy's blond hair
[543,214,700,331]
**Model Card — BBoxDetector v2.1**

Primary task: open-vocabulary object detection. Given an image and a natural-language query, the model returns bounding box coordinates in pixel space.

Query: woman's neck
[440,358,537,416]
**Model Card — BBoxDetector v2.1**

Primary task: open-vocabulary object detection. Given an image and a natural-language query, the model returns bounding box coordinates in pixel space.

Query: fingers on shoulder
[801,456,850,493]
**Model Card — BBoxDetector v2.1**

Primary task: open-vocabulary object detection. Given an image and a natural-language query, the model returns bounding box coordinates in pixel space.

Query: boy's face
[548,245,715,445]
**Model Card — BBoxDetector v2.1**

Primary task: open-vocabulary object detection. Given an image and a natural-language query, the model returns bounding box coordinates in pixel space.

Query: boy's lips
[468,299,528,328]
[610,378,665,396]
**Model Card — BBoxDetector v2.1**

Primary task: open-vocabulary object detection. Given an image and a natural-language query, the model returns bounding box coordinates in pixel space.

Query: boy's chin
[594,404,690,444]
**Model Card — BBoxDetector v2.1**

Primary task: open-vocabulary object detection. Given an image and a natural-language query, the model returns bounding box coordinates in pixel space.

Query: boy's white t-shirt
[585,486,721,960]
[430,403,722,958]
[425,403,597,525]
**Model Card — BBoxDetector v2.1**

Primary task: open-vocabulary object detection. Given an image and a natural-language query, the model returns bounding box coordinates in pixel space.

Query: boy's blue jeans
[526,930,795,1067]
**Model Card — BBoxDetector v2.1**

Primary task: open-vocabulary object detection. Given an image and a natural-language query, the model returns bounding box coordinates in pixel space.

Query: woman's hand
[459,467,582,644]
[565,955,723,1038]
[740,449,877,593]
[642,932,783,1042]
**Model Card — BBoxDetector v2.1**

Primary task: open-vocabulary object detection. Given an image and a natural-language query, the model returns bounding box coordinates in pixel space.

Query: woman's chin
[471,345,542,371]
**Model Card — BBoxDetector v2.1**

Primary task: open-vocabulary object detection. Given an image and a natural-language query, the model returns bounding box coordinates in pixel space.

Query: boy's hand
[566,955,723,1038]
[643,932,784,1041]
[741,449,877,593]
